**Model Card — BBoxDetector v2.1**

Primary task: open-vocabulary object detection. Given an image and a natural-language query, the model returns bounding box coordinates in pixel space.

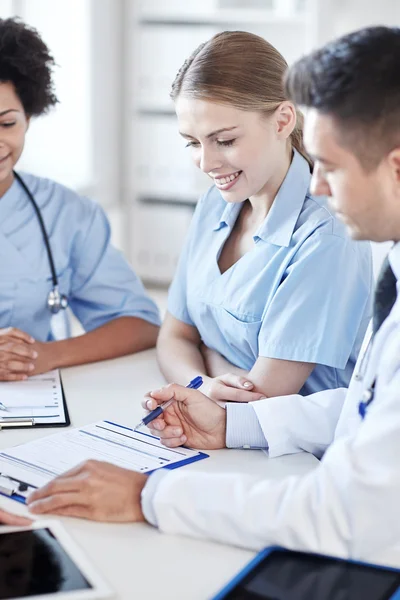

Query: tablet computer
[0,521,113,599]
[213,546,400,600]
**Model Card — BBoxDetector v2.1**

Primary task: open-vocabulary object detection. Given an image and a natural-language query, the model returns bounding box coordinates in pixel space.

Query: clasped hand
[0,327,54,380]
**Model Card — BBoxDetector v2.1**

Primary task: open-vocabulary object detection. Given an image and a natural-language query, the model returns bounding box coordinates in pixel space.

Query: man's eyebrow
[0,109,20,117]
[179,126,239,139]
[312,154,338,167]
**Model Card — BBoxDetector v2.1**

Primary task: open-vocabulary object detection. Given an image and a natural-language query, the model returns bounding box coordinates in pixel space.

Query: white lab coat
[152,251,400,567]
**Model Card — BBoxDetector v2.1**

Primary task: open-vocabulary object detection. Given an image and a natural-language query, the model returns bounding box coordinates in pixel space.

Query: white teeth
[215,171,240,186]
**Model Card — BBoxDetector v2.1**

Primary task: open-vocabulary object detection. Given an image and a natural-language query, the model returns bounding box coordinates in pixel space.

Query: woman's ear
[275,101,296,139]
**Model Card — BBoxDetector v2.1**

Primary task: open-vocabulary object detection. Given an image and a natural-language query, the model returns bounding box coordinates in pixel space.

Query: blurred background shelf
[0,0,398,288]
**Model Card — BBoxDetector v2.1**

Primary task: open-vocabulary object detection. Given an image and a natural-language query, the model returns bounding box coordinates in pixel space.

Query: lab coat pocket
[202,305,262,370]
[0,281,16,328]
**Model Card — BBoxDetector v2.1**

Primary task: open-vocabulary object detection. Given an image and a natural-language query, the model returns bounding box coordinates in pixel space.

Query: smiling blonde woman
[156,31,373,405]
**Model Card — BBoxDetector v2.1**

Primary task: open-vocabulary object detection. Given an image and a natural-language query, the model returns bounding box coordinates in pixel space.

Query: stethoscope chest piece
[47,286,68,314]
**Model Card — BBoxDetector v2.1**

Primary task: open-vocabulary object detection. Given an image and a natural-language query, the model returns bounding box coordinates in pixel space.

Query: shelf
[139,196,198,208]
[138,11,308,26]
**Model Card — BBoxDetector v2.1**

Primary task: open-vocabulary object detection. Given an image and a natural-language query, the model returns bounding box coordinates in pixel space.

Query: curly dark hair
[0,17,58,116]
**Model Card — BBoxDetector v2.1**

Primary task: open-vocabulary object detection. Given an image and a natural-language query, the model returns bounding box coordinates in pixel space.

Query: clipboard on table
[0,369,70,430]
[0,420,208,505]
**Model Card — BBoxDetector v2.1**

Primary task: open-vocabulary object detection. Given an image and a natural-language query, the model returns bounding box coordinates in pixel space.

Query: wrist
[133,473,148,522]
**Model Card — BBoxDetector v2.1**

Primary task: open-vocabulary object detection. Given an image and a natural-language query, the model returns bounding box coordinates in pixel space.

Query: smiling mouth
[214,171,241,186]
[0,154,10,163]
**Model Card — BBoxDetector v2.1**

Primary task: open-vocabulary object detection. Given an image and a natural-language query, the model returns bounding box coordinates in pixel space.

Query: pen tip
[134,423,142,431]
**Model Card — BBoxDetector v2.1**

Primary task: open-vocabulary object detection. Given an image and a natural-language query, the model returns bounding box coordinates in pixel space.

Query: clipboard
[0,420,208,505]
[0,370,70,430]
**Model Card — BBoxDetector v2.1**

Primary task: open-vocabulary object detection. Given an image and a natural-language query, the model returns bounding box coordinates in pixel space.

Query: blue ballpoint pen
[135,376,203,430]
[0,402,8,412]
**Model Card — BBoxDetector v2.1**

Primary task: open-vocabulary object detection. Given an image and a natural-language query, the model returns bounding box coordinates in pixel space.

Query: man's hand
[27,460,147,522]
[144,383,227,449]
[0,508,32,526]
[0,328,37,381]
[202,373,266,403]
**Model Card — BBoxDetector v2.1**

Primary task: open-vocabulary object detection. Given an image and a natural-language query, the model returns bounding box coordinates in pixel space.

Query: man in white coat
[26,26,400,565]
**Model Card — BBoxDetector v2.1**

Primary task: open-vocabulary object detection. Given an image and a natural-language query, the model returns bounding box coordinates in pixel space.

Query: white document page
[0,420,207,497]
[0,369,66,425]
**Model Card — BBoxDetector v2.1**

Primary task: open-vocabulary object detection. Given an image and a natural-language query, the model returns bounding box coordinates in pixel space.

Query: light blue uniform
[168,150,373,395]
[0,173,160,341]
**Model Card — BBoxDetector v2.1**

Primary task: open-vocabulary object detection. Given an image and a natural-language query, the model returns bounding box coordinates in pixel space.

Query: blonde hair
[171,31,312,169]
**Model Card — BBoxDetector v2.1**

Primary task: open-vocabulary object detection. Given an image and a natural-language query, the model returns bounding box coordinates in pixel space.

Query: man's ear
[387,147,400,184]
[275,101,296,139]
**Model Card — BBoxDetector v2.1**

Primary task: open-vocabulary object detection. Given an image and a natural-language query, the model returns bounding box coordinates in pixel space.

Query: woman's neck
[248,145,293,222]
[0,171,15,199]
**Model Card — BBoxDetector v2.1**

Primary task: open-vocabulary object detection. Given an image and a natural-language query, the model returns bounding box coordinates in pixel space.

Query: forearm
[150,432,396,562]
[157,336,207,384]
[202,345,247,378]
[46,317,159,369]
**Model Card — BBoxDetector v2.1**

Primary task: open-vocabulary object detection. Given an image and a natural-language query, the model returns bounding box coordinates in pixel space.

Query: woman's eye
[185,141,200,148]
[217,139,235,147]
[1,122,16,128]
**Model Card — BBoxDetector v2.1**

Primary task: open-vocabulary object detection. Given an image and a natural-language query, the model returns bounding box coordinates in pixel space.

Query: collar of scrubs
[212,149,311,248]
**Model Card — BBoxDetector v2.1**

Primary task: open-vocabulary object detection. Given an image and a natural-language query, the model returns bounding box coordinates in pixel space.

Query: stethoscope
[354,327,376,420]
[13,171,68,314]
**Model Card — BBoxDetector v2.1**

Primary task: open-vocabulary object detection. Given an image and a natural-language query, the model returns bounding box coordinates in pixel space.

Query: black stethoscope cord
[13,170,68,314]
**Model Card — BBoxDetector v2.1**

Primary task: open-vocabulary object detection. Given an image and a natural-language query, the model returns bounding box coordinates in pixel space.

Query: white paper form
[0,420,207,497]
[0,369,66,425]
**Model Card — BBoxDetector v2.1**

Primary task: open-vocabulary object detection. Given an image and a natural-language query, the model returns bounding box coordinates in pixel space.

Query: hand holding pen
[141,381,227,450]
[135,376,203,431]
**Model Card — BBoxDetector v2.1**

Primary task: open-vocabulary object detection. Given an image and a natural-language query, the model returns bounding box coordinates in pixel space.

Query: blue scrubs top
[0,173,160,341]
[168,150,373,395]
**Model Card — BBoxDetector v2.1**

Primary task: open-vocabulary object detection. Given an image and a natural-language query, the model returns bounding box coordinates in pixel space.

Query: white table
[0,350,319,600]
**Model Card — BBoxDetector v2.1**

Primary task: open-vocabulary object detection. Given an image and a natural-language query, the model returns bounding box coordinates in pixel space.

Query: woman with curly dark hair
[0,18,160,380]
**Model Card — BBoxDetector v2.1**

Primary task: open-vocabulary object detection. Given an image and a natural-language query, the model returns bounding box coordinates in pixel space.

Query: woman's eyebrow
[0,109,20,117]
[179,126,239,139]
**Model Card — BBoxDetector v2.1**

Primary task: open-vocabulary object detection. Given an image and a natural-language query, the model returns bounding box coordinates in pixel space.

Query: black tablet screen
[0,527,92,598]
[222,549,400,600]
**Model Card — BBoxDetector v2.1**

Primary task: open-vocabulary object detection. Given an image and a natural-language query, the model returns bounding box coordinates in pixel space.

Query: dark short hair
[0,17,58,116]
[285,26,400,170]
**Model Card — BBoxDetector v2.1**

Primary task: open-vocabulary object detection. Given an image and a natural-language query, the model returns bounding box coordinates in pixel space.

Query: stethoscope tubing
[13,171,67,313]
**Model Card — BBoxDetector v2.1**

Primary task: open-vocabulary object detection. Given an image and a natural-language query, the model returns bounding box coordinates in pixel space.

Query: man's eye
[1,122,16,128]
[185,141,200,148]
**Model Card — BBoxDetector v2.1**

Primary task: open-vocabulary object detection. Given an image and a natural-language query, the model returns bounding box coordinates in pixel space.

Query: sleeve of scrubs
[68,202,160,331]
[258,232,371,369]
[167,195,206,326]
[149,362,400,562]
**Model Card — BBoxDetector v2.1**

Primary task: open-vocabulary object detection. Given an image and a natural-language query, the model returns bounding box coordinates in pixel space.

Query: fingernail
[146,400,153,409]
[173,428,182,436]
[29,364,34,371]
[243,382,252,388]
[32,351,38,359]
[259,396,267,400]
[29,337,35,344]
